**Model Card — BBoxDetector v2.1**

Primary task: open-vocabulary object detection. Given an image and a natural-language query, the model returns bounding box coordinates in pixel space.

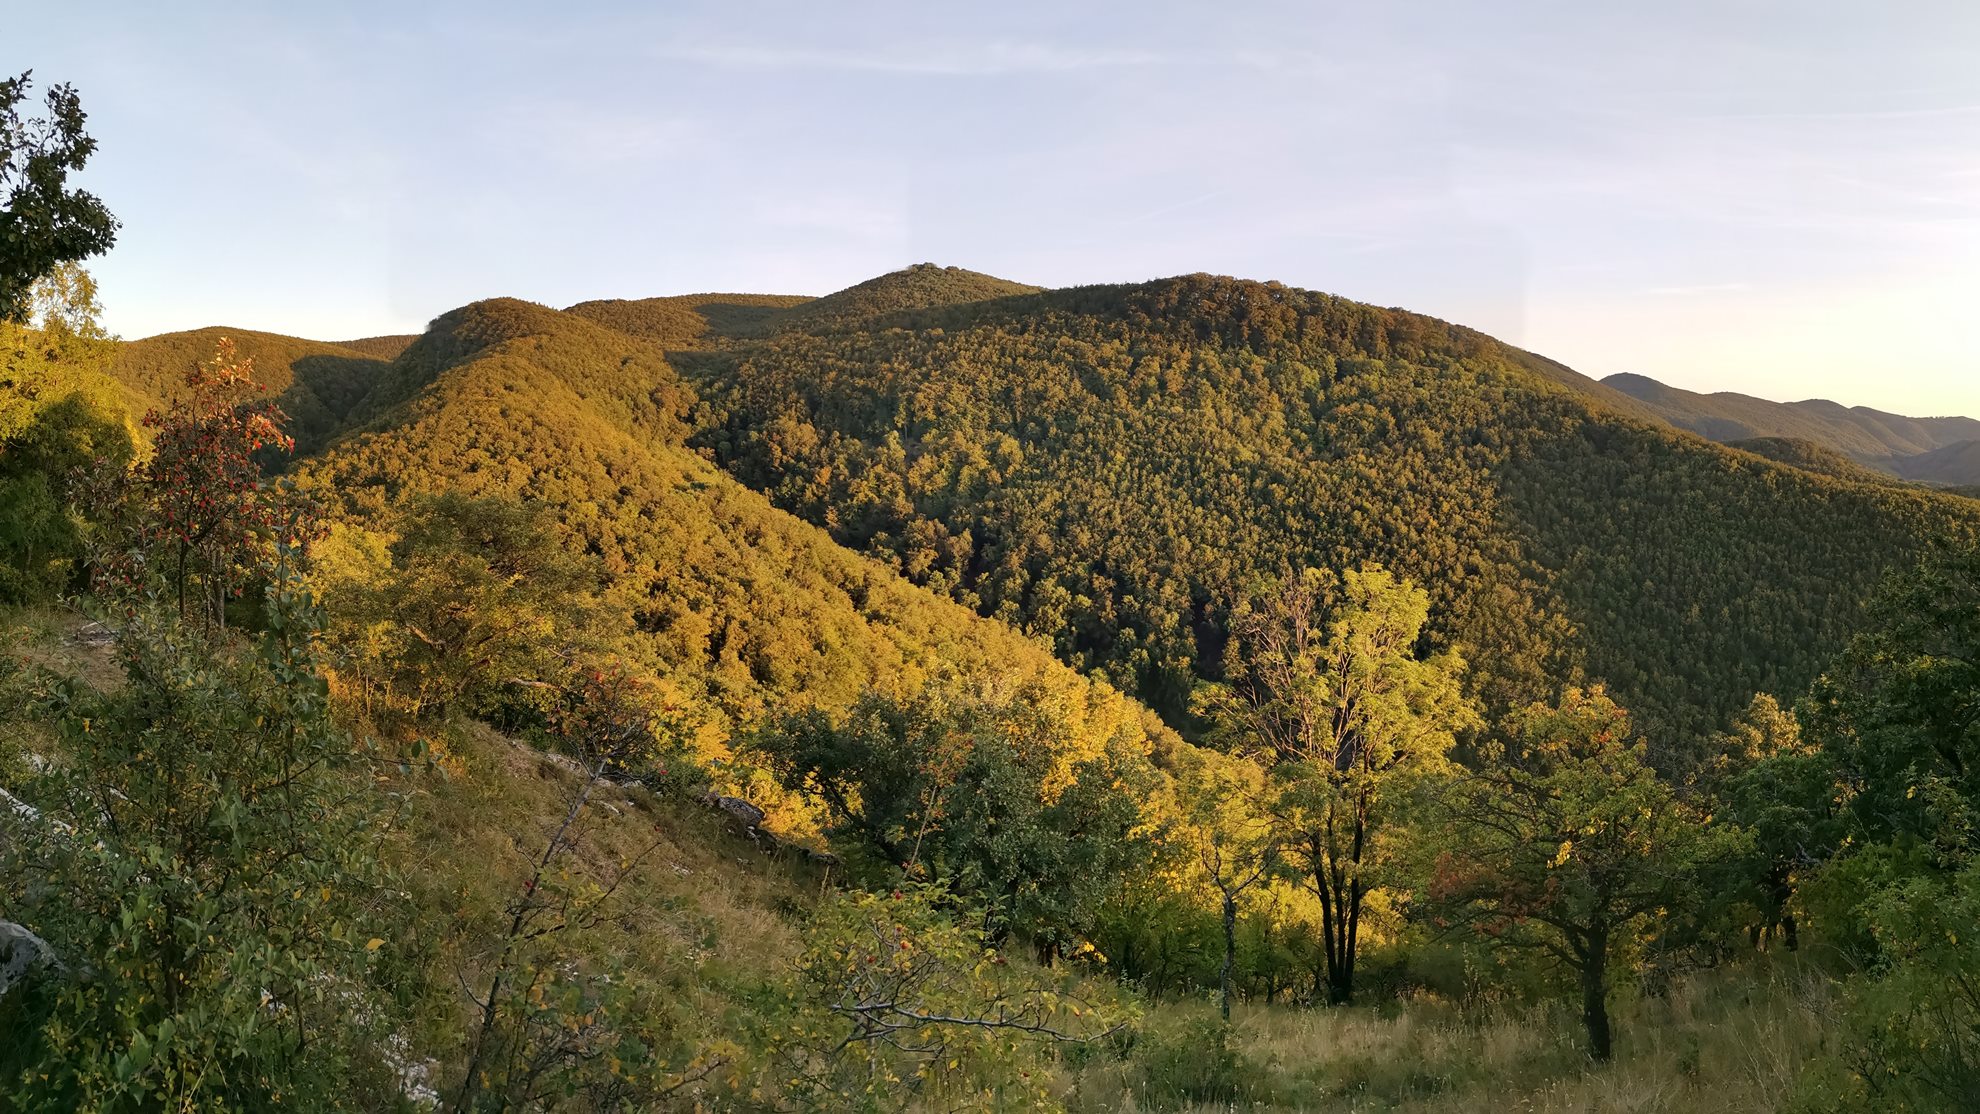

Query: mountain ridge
[88,268,1980,754]
[1603,370,1980,484]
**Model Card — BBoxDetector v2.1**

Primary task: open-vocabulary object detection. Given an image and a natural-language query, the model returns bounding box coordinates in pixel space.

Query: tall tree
[1,72,119,322]
[0,265,128,603]
[1695,693,1833,951]
[1199,565,1475,1004]
[1430,687,1745,1061]
[1174,747,1279,1020]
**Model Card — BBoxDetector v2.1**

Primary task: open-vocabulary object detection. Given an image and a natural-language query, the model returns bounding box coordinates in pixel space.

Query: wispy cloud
[1644,282,1752,296]
[1708,103,1980,122]
[649,41,1167,76]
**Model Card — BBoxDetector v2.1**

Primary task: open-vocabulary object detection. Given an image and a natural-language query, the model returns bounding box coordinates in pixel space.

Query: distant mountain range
[1603,372,1980,487]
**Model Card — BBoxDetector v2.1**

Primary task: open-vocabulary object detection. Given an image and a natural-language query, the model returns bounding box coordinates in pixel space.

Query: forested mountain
[563,292,812,348]
[14,52,1980,1110]
[283,296,1170,759]
[1606,370,1980,485]
[562,263,1040,348]
[112,327,392,453]
[578,268,1980,752]
[21,264,1980,1109]
[771,263,1041,333]
[88,271,1980,755]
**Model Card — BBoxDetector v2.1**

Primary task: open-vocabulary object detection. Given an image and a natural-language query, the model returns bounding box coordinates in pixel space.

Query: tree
[1430,687,1746,1061]
[80,338,300,631]
[1199,565,1475,1004]
[1,72,119,322]
[25,260,105,341]
[1804,541,1980,861]
[0,265,129,603]
[1830,863,1980,1111]
[763,680,1154,954]
[322,493,609,721]
[1173,747,1278,1020]
[1695,693,1834,951]
[0,391,128,603]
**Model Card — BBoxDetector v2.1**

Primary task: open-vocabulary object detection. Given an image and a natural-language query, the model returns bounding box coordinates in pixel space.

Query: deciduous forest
[5,71,1980,1114]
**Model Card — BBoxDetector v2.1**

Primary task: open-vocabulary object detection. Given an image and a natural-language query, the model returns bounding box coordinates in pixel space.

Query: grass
[1061,962,1839,1113]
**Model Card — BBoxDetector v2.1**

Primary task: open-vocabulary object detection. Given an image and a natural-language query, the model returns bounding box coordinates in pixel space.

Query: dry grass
[2,604,126,692]
[1062,963,1840,1114]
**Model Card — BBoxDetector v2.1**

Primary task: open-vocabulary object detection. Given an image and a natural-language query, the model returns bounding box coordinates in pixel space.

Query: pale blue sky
[15,1,1980,415]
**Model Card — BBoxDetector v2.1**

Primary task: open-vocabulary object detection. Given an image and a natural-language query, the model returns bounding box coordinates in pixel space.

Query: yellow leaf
[365,938,384,952]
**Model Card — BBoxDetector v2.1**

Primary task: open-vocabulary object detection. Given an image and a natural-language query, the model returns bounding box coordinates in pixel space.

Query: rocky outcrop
[0,920,61,997]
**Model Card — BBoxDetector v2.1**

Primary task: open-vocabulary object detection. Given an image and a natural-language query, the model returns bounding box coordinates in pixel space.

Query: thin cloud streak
[646,41,1169,76]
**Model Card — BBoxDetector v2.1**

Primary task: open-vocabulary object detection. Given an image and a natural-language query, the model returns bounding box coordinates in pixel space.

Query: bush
[1126,1010,1253,1107]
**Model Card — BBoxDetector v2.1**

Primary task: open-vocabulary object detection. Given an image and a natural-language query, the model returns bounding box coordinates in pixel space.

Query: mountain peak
[781,264,1042,331]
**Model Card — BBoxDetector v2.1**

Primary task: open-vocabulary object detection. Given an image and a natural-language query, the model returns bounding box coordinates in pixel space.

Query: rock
[705,794,766,830]
[2,787,38,821]
[73,621,116,648]
[0,920,61,997]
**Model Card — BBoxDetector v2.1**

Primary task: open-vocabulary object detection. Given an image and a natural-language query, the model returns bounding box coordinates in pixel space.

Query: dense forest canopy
[596,269,1980,755]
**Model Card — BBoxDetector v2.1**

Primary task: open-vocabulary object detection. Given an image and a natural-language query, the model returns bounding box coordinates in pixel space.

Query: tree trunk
[1769,866,1798,952]
[1580,930,1613,1062]
[1220,891,1237,1021]
[1326,959,1353,1005]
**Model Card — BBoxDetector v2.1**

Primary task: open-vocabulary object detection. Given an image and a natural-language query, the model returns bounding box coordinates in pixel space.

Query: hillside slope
[1884,438,1980,487]
[1604,371,1980,485]
[1725,437,1909,487]
[645,271,1980,751]
[111,327,391,453]
[290,297,1172,761]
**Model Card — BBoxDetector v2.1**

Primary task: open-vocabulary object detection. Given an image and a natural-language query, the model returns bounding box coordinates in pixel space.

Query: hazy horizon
[15,0,1980,417]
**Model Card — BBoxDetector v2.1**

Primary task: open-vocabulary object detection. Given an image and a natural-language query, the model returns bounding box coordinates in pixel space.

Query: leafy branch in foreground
[1,71,119,323]
[0,544,416,1110]
[777,884,1129,1112]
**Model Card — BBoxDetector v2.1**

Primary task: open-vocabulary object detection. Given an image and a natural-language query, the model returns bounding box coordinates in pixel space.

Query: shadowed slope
[676,271,1980,749]
[111,327,391,453]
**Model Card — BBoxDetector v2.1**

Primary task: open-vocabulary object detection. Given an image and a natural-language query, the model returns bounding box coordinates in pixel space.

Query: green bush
[1127,1010,1253,1107]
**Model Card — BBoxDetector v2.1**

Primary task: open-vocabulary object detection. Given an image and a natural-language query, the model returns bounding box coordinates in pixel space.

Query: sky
[14,1,1980,416]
